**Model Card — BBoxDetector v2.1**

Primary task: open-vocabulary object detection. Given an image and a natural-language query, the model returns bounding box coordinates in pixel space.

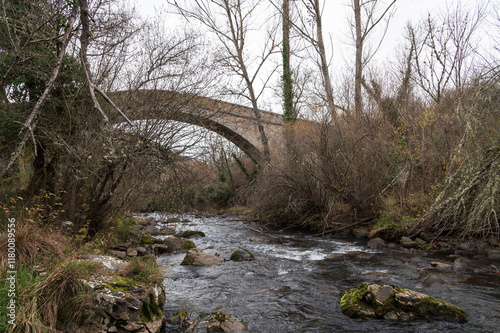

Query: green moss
[211,311,231,323]
[180,251,197,265]
[102,276,138,292]
[175,310,188,318]
[230,248,254,261]
[230,250,239,261]
[182,230,205,238]
[420,243,433,250]
[416,296,467,323]
[140,293,164,323]
[340,284,374,318]
[140,236,154,245]
[182,240,196,249]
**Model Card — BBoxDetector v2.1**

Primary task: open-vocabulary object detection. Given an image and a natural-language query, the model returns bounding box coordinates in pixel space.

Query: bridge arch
[110,90,284,163]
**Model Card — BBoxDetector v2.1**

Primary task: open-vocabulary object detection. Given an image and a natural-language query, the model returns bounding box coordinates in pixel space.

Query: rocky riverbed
[108,213,500,332]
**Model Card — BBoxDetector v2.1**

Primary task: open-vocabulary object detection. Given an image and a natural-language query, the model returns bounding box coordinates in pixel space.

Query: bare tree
[281,0,337,117]
[407,3,485,104]
[351,0,396,115]
[170,0,281,163]
[281,0,295,123]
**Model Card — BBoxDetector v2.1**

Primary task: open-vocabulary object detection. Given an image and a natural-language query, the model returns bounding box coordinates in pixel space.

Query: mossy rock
[163,236,184,252]
[182,230,206,238]
[340,283,466,323]
[140,236,155,245]
[180,249,224,266]
[166,310,189,325]
[140,288,166,323]
[230,248,255,262]
[99,276,139,292]
[207,311,246,332]
[182,240,196,250]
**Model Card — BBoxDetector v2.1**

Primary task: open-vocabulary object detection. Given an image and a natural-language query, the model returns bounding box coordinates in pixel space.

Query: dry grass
[0,222,67,273]
[5,259,100,333]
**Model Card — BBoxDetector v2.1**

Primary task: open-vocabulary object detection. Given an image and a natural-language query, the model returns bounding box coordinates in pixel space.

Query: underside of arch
[170,113,263,164]
[109,90,264,163]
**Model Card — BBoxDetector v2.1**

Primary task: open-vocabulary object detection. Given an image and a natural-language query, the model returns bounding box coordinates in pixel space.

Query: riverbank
[2,209,499,332]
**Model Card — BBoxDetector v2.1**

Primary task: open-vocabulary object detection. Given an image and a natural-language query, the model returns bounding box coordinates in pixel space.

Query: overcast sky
[129,0,483,65]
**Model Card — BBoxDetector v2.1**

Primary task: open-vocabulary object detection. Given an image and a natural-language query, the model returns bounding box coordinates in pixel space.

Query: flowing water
[141,213,500,333]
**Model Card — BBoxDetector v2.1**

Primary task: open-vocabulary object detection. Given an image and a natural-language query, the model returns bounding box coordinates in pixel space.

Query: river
[141,213,500,333]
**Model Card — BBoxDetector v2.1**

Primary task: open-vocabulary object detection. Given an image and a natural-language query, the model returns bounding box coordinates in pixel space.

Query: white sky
[130,0,457,59]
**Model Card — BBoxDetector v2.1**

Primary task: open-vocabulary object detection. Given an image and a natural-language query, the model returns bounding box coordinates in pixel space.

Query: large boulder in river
[163,236,185,252]
[340,283,466,323]
[181,249,224,266]
[230,248,255,261]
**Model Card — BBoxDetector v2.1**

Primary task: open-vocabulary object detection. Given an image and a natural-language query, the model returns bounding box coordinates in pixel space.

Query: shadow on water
[143,213,500,333]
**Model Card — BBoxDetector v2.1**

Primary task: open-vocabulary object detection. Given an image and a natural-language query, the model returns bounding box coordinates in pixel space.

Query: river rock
[126,248,138,257]
[110,250,127,260]
[487,237,499,247]
[453,257,471,271]
[250,237,265,242]
[152,227,175,236]
[487,248,500,261]
[476,241,490,254]
[230,248,255,261]
[419,231,433,243]
[81,255,127,272]
[74,256,165,333]
[182,240,196,250]
[140,235,163,245]
[325,253,346,261]
[152,244,169,255]
[163,236,185,252]
[353,227,369,239]
[422,273,447,287]
[181,230,206,238]
[400,237,419,248]
[207,311,246,332]
[167,217,181,223]
[181,249,224,266]
[415,238,427,246]
[135,247,147,255]
[430,261,453,270]
[130,217,154,226]
[340,283,466,323]
[367,237,386,250]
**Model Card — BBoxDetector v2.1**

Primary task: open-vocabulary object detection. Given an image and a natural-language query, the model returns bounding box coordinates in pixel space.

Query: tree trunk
[313,0,336,117]
[282,0,295,123]
[354,0,363,115]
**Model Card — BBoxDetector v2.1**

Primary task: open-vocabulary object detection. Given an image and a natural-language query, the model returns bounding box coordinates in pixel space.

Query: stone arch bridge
[111,90,285,162]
